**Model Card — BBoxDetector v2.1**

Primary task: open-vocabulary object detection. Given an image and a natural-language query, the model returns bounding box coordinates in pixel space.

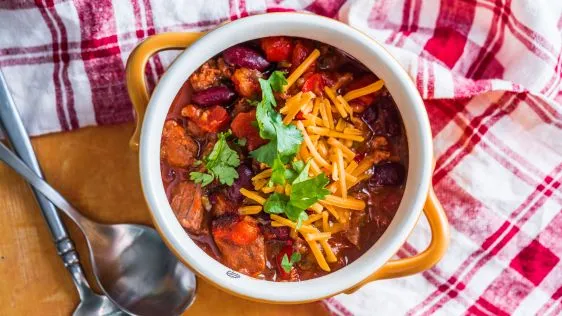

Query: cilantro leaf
[291,160,305,173]
[252,71,303,170]
[289,173,330,210]
[292,160,311,184]
[264,193,289,214]
[211,165,239,186]
[235,138,247,146]
[269,155,287,186]
[269,71,288,92]
[189,172,214,186]
[270,114,303,157]
[250,141,277,166]
[188,131,240,187]
[281,252,302,273]
[263,170,328,229]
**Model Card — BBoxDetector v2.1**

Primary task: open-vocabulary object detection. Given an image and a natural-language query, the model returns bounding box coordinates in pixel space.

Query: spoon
[0,71,124,315]
[0,141,197,316]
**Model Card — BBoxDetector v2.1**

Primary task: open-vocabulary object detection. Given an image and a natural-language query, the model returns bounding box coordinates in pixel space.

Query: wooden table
[0,123,327,316]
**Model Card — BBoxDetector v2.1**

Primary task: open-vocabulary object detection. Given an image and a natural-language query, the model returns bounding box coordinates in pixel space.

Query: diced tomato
[182,105,230,133]
[275,245,295,280]
[260,36,293,62]
[345,74,379,112]
[291,40,316,73]
[301,73,325,94]
[354,151,367,162]
[230,110,267,151]
[294,111,305,120]
[230,218,260,245]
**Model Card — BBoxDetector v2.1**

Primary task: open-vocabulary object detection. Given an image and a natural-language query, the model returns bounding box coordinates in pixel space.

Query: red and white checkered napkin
[1,0,561,315]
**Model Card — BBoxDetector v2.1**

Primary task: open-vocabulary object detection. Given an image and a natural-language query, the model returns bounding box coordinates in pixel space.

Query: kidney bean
[361,95,401,136]
[369,162,405,186]
[361,104,378,126]
[192,86,235,107]
[223,45,271,71]
[225,164,254,202]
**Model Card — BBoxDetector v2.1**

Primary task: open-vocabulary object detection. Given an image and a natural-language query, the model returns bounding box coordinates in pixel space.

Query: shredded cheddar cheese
[245,73,385,273]
[284,49,321,91]
[343,80,385,102]
[238,205,263,215]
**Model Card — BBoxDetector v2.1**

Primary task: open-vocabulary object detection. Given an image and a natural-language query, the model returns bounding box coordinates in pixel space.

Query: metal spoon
[0,71,124,315]
[0,131,196,316]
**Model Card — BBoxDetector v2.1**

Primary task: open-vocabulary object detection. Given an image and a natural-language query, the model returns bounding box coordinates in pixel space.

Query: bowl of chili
[126,12,449,303]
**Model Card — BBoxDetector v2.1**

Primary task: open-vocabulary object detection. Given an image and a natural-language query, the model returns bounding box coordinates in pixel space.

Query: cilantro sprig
[281,252,302,273]
[263,160,330,227]
[250,71,303,167]
[189,131,240,186]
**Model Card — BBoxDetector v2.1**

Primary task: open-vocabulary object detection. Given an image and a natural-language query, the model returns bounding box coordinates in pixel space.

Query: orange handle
[125,32,204,151]
[345,186,449,293]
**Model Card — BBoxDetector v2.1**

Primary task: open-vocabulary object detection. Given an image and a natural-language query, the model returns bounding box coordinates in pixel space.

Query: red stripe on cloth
[466,0,506,80]
[525,94,562,129]
[131,0,157,92]
[411,165,562,315]
[0,0,63,10]
[471,0,559,65]
[416,58,425,95]
[537,286,562,315]
[305,0,346,18]
[467,297,510,316]
[142,0,165,77]
[427,61,435,98]
[426,98,470,136]
[34,0,69,131]
[433,93,520,184]
[73,0,132,125]
[424,0,476,68]
[323,297,354,316]
[45,0,78,129]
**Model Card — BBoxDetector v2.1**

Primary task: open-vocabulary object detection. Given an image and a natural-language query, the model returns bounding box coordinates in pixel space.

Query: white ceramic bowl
[126,12,448,303]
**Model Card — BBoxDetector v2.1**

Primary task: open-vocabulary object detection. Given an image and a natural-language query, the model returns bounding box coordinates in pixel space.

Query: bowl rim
[139,12,432,302]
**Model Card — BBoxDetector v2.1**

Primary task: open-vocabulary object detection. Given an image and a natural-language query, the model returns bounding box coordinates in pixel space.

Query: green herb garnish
[281,252,302,273]
[189,131,240,186]
[263,162,330,228]
[234,137,247,146]
[250,71,303,165]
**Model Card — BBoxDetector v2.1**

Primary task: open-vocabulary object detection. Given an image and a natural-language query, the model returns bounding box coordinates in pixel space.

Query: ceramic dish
[126,12,449,303]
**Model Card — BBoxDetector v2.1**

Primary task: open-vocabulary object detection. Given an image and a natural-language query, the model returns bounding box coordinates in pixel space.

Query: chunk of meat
[260,36,293,62]
[212,215,265,275]
[189,60,224,92]
[170,182,206,234]
[181,105,230,133]
[230,110,267,151]
[231,98,253,117]
[262,225,290,241]
[231,68,262,99]
[210,192,236,217]
[161,120,198,168]
[345,210,367,246]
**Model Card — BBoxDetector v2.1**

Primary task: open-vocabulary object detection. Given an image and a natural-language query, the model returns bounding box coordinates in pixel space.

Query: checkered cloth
[1,1,561,315]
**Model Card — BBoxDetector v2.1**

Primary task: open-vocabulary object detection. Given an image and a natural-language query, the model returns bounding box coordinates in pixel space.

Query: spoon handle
[0,71,93,300]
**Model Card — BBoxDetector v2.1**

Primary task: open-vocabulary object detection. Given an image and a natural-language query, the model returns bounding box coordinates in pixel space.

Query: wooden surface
[0,123,328,316]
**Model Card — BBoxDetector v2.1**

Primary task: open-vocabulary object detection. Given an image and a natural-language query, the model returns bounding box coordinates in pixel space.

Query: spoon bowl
[0,142,196,316]
[86,223,196,315]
